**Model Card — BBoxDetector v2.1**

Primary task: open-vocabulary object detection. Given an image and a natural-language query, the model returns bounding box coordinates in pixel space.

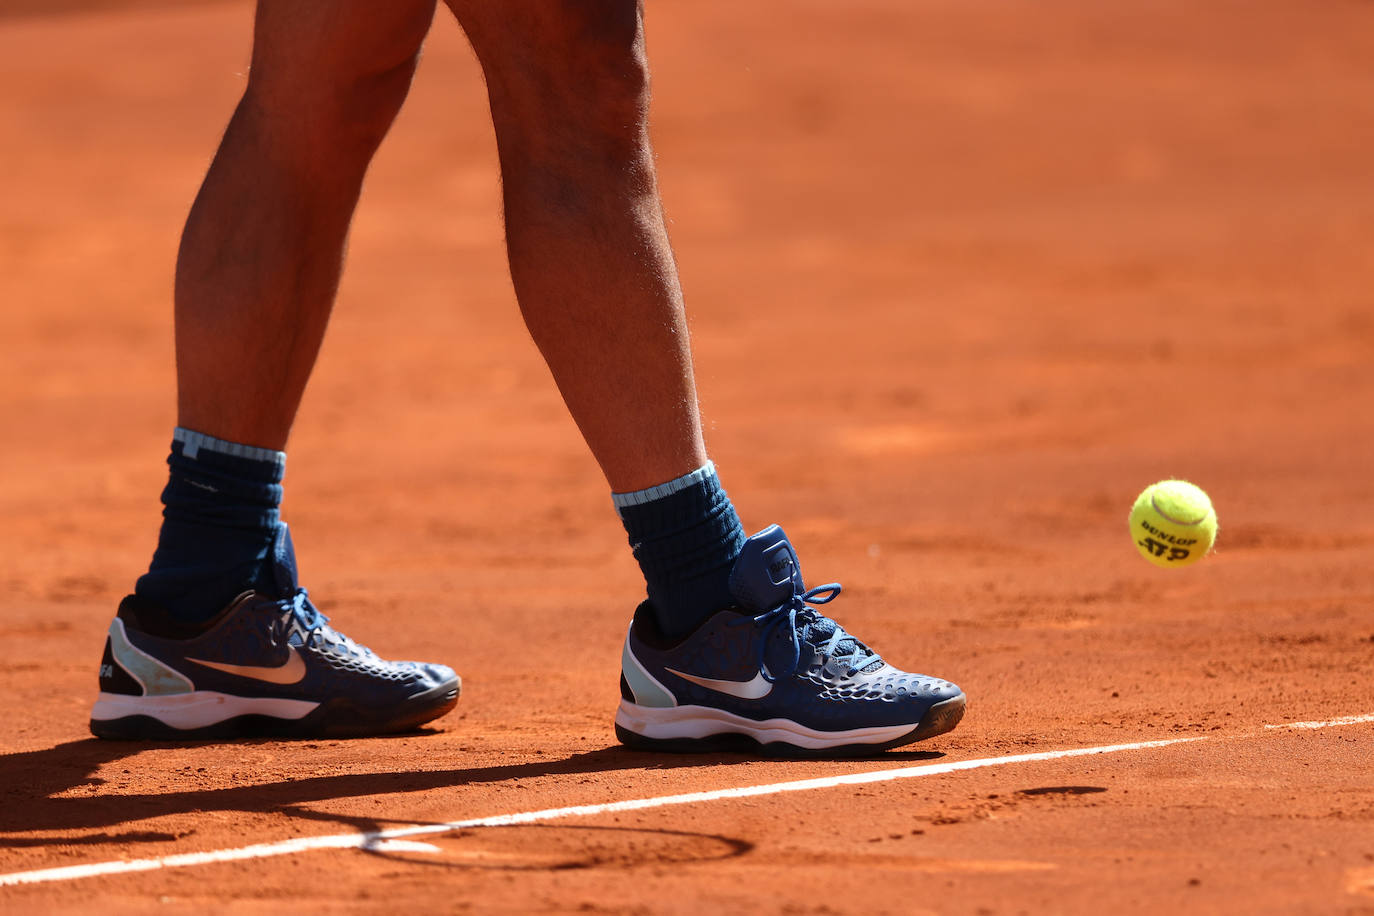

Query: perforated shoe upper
[623,525,962,733]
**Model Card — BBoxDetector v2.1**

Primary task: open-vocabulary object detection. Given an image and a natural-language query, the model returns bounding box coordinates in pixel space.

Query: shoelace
[732,583,882,682]
[285,588,372,658]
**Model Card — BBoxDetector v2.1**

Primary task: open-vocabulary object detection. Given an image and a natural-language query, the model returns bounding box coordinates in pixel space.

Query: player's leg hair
[445,0,708,491]
[176,0,439,449]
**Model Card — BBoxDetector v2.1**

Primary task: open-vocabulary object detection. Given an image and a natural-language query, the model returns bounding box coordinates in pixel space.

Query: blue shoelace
[284,588,371,657]
[732,583,882,682]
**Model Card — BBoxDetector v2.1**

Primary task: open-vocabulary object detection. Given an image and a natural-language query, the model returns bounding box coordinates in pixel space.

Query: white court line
[1265,713,1374,730]
[1,714,1369,889]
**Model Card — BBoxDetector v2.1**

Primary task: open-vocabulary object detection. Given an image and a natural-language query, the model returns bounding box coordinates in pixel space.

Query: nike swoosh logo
[666,667,772,700]
[187,648,307,685]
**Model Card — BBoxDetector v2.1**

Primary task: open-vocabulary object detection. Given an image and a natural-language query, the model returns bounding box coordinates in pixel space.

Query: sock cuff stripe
[174,427,287,467]
[612,461,717,510]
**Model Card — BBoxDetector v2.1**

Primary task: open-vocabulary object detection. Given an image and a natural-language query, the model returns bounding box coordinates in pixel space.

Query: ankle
[615,462,747,639]
[135,428,287,624]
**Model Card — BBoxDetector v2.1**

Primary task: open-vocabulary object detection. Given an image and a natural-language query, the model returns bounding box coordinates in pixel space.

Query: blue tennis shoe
[616,525,965,755]
[90,524,459,739]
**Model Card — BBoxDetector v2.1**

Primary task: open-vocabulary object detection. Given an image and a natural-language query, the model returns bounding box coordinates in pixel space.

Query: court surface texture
[2,1,1372,913]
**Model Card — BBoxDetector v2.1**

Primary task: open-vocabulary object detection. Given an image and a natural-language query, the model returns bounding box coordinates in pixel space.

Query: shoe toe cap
[416,661,460,689]
[853,666,962,706]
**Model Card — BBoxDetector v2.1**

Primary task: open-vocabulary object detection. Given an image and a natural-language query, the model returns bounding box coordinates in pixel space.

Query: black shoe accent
[96,637,141,697]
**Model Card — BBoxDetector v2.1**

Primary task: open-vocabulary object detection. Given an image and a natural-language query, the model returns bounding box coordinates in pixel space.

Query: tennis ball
[1128,480,1217,568]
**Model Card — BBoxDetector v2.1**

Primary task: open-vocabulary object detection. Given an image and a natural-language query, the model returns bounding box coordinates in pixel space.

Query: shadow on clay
[0,738,944,850]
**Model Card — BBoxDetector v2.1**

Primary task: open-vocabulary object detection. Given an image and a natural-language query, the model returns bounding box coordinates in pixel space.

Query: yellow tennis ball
[1128,480,1218,568]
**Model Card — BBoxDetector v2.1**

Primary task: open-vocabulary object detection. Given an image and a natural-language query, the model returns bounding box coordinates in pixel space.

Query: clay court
[2,0,1373,912]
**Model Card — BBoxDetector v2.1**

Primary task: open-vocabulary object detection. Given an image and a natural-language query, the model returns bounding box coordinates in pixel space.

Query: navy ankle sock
[614,462,748,640]
[134,427,286,624]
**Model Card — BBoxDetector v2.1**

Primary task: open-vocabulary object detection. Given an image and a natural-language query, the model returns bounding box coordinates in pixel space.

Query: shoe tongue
[270,523,300,596]
[728,524,805,612]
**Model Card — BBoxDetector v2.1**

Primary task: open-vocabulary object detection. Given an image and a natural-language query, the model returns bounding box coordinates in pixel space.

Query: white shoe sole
[90,691,318,731]
[614,697,954,750]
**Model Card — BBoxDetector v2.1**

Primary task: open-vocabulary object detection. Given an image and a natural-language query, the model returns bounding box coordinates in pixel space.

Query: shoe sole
[614,692,966,757]
[89,678,460,741]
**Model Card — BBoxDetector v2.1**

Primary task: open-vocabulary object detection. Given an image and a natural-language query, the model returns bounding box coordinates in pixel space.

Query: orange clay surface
[2,1,1373,913]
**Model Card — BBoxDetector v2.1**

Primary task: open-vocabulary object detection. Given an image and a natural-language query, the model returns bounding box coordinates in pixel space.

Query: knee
[471,0,652,148]
[334,53,426,151]
[246,3,435,157]
[248,54,422,162]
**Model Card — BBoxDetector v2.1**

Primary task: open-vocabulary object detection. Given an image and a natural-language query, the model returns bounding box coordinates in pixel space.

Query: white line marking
[1,714,1369,889]
[1264,713,1374,730]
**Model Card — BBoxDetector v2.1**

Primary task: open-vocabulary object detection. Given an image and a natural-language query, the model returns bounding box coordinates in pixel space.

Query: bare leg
[446,0,707,492]
[99,2,463,744]
[175,1,438,450]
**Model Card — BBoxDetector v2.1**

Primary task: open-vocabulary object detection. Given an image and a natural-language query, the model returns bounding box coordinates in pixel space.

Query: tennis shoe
[90,524,460,739]
[616,524,965,755]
